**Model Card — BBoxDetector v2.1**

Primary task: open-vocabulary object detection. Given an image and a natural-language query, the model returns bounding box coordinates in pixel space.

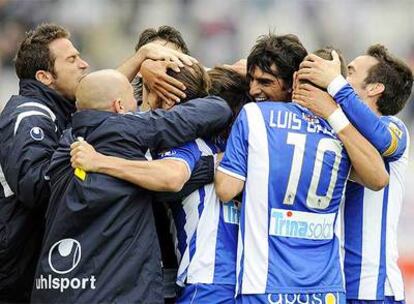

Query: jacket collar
[19,79,76,124]
[71,110,118,136]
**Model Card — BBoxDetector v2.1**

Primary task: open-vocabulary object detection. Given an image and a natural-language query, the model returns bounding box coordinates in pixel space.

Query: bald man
[31,70,231,303]
[75,69,137,113]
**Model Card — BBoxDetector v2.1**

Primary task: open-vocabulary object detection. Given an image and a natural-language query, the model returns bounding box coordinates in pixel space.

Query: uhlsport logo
[30,126,44,141]
[35,238,96,292]
[49,238,81,274]
[269,209,336,240]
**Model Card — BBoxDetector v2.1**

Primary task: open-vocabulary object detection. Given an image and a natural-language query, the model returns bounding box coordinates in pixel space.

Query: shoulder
[381,115,409,138]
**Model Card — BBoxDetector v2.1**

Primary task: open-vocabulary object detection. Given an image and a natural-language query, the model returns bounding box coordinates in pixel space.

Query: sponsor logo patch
[269,209,335,240]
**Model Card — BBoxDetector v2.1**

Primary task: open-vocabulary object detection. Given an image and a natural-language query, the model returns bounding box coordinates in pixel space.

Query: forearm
[337,125,388,190]
[95,155,188,192]
[214,170,244,202]
[140,96,231,151]
[329,77,391,153]
[117,49,147,82]
[154,155,215,203]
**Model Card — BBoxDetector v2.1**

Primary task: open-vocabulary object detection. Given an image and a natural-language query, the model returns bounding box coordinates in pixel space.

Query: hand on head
[297,50,341,89]
[140,59,186,107]
[292,83,338,119]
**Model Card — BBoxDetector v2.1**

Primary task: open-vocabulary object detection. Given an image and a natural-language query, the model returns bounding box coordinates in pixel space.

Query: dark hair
[247,33,307,90]
[14,23,69,80]
[133,25,189,104]
[167,62,210,102]
[135,25,189,54]
[364,44,413,115]
[208,66,253,140]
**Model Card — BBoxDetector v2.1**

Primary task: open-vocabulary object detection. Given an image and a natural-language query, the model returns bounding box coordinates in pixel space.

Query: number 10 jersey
[218,101,351,295]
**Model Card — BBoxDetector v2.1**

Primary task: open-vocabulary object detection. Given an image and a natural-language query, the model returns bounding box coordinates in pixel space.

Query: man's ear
[35,70,54,86]
[113,98,125,114]
[366,82,385,97]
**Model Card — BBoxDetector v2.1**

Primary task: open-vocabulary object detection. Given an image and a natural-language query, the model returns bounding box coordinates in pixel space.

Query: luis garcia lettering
[269,110,335,136]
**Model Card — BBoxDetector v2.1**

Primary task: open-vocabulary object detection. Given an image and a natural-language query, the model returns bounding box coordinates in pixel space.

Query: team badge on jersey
[389,122,403,139]
[30,126,44,141]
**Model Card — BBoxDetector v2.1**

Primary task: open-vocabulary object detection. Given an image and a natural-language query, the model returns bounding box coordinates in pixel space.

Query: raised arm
[293,86,389,190]
[297,53,400,158]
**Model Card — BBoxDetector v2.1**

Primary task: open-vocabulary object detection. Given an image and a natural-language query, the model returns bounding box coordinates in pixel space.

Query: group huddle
[0,23,412,304]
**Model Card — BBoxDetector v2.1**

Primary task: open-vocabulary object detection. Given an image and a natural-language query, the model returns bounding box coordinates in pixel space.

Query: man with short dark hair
[133,25,191,109]
[0,23,89,302]
[135,25,190,54]
[247,33,308,102]
[295,44,413,304]
[215,42,389,303]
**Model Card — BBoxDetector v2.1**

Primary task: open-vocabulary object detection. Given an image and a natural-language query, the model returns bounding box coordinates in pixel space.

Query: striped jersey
[342,116,409,301]
[159,138,240,286]
[218,102,352,295]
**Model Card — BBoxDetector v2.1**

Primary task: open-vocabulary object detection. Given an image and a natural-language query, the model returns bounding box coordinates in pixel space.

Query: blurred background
[0,0,413,301]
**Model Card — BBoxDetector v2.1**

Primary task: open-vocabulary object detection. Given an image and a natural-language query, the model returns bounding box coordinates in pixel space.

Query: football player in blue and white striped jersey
[296,44,413,304]
[215,37,389,304]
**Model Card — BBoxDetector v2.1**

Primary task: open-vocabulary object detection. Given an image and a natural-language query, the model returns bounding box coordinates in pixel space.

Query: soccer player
[132,25,191,110]
[161,67,252,303]
[215,43,389,304]
[295,44,413,304]
[31,69,231,303]
[131,26,194,303]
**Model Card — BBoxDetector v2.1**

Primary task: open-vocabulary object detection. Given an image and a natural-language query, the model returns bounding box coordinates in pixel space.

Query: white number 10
[283,132,343,209]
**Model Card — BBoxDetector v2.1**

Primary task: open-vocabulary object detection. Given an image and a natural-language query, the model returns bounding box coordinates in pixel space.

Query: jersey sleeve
[379,116,408,161]
[217,107,249,181]
[328,77,403,158]
[158,141,201,176]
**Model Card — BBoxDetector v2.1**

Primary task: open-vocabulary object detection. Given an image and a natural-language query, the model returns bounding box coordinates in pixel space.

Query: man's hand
[293,83,338,119]
[223,59,247,76]
[139,42,197,68]
[297,50,341,89]
[140,59,186,107]
[70,139,103,172]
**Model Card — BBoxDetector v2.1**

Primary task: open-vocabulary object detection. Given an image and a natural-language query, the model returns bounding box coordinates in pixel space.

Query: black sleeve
[154,155,215,203]
[129,96,231,151]
[1,114,59,210]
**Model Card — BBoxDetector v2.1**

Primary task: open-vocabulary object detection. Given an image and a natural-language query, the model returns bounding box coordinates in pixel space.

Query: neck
[367,97,381,116]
